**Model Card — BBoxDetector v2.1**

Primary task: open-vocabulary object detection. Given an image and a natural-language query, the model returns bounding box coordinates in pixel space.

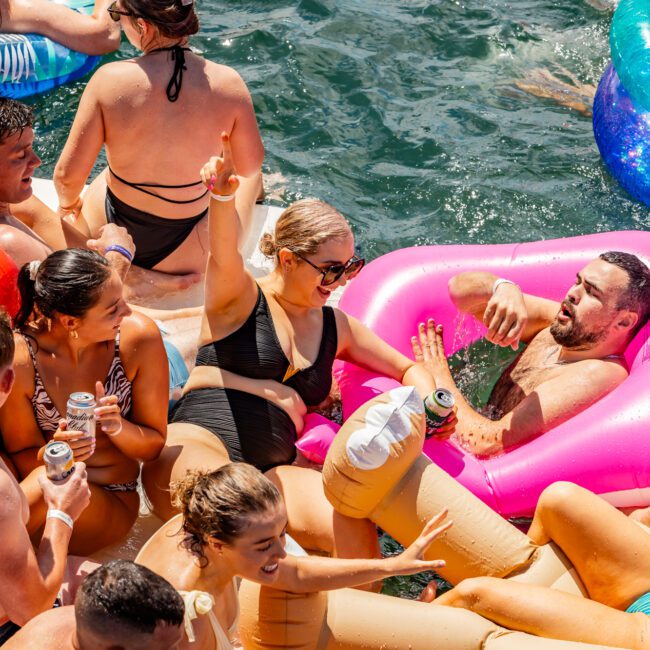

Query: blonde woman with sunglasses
[143,134,451,561]
[53,0,263,285]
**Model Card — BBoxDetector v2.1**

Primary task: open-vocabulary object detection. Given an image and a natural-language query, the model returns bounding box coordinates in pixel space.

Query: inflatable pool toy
[610,0,650,113]
[320,231,650,519]
[593,0,650,205]
[0,250,20,321]
[593,64,650,206]
[239,580,620,650]
[237,387,626,650]
[0,0,100,99]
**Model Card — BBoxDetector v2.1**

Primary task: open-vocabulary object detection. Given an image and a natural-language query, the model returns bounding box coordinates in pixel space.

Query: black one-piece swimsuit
[170,287,338,472]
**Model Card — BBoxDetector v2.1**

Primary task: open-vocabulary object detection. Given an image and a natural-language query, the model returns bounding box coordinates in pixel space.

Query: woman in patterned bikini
[0,248,168,555]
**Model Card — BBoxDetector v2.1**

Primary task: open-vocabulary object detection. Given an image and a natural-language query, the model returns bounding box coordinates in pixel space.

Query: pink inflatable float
[328,231,650,519]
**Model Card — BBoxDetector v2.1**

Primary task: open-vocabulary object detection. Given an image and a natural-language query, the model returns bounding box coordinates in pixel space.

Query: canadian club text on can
[67,392,96,439]
[44,441,75,482]
[424,388,455,436]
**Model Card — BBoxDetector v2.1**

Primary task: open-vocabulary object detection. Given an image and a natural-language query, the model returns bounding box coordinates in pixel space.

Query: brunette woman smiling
[0,249,168,554]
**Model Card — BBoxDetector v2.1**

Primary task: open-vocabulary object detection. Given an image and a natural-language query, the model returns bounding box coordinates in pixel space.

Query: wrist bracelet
[47,509,74,530]
[105,421,123,437]
[210,192,236,202]
[58,198,81,211]
[492,278,519,295]
[105,244,134,263]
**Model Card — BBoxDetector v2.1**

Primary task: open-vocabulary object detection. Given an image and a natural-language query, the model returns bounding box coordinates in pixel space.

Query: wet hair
[75,560,184,639]
[0,98,33,145]
[599,251,650,339]
[121,0,199,39]
[0,310,14,369]
[259,199,353,264]
[171,463,282,567]
[14,249,111,330]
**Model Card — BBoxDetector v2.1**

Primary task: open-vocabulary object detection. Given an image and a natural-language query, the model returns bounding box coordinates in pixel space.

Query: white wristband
[47,509,74,530]
[105,421,123,437]
[492,278,519,294]
[210,192,236,202]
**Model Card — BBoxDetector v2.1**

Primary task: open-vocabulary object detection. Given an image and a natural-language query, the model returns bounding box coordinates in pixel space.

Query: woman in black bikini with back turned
[53,0,264,280]
[142,134,453,560]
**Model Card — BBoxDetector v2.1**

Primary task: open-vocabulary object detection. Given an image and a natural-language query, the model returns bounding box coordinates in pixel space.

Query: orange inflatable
[237,387,630,650]
[0,250,20,320]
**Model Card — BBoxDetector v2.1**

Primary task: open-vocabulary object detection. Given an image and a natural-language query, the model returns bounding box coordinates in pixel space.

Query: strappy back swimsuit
[105,44,208,270]
[23,333,137,492]
[170,286,338,471]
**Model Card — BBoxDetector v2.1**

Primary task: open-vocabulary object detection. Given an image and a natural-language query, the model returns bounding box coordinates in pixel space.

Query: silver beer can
[67,392,96,440]
[44,440,75,482]
[424,388,455,438]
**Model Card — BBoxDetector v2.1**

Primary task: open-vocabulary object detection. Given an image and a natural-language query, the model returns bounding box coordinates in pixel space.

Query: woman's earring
[69,330,79,340]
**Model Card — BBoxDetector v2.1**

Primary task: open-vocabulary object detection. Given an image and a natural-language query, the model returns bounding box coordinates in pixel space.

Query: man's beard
[550,317,608,348]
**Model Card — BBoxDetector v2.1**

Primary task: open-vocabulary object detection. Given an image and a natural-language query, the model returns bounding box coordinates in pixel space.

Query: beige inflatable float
[238,387,624,650]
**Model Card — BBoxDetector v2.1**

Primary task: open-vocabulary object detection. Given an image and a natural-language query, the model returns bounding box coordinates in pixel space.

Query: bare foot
[418,579,438,603]
[515,66,597,117]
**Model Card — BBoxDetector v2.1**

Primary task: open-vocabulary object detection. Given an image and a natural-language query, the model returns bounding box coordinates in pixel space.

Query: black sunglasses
[290,250,365,286]
[107,1,134,21]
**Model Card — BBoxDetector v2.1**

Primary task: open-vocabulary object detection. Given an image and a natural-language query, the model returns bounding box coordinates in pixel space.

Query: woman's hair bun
[259,232,277,258]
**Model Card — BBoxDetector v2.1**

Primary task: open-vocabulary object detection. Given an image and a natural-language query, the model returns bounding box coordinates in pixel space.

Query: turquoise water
[29,0,647,255]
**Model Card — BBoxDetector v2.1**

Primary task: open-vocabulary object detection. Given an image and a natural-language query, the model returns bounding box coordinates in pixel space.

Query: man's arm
[0,466,89,625]
[448,271,559,348]
[413,320,628,457]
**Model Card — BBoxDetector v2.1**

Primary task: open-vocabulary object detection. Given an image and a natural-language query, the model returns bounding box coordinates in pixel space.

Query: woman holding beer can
[0,248,168,555]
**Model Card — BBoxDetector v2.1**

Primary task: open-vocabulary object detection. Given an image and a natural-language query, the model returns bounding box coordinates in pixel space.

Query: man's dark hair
[599,251,650,339]
[0,310,15,368]
[75,560,184,638]
[0,98,33,145]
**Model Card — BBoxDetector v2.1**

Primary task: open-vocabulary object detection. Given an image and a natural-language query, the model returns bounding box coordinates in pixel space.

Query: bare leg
[436,576,648,649]
[266,464,382,591]
[526,482,650,609]
[22,467,139,555]
[141,423,231,521]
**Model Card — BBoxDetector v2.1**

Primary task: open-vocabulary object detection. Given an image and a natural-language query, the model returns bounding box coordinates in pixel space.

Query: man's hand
[87,224,135,258]
[385,510,452,576]
[483,282,528,350]
[38,461,91,522]
[57,196,83,223]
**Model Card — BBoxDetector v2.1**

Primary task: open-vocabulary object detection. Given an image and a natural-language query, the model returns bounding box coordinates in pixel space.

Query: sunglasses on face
[290,250,365,286]
[107,1,134,21]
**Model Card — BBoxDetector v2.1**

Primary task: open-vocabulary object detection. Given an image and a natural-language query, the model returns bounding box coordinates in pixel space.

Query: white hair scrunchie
[28,260,41,281]
[181,0,193,6]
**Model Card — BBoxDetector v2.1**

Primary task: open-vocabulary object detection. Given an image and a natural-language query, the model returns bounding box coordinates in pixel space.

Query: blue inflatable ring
[0,0,100,99]
[610,0,650,114]
[593,62,650,207]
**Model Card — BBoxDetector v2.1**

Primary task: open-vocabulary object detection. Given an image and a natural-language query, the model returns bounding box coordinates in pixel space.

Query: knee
[537,481,583,517]
[448,577,500,610]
